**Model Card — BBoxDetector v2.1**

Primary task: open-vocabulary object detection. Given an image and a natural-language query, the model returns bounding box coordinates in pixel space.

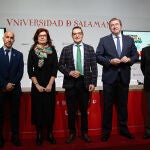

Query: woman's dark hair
[31,28,55,50]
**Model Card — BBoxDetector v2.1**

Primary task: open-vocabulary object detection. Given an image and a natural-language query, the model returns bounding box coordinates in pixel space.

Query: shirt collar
[73,42,83,47]
[112,33,122,39]
[3,46,12,51]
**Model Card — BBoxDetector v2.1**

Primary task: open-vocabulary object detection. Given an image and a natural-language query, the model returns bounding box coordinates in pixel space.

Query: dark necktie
[5,50,10,65]
[76,45,82,74]
[116,36,121,56]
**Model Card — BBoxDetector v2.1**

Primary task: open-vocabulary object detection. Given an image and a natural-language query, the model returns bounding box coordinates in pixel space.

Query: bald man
[0,31,24,147]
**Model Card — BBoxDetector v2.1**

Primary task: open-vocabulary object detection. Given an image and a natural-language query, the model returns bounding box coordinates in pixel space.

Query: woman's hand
[45,83,52,92]
[35,84,45,92]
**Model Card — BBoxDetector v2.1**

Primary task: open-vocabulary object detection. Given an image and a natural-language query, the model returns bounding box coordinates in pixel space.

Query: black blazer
[0,47,24,92]
[59,43,97,89]
[141,46,150,92]
[96,34,139,85]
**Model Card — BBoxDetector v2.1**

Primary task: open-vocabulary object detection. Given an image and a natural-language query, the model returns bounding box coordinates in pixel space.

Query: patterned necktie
[116,36,121,56]
[76,45,82,74]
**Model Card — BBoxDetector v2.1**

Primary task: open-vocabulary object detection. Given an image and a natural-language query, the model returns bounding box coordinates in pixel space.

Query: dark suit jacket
[141,46,150,92]
[0,47,24,92]
[59,43,97,89]
[96,34,139,85]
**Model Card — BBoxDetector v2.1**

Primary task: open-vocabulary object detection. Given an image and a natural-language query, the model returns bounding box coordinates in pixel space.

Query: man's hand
[89,84,95,92]
[69,70,80,78]
[110,58,121,66]
[4,83,15,92]
[120,56,131,63]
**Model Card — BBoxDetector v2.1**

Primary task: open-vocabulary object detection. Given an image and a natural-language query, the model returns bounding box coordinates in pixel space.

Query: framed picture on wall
[0,28,6,48]
[123,30,150,60]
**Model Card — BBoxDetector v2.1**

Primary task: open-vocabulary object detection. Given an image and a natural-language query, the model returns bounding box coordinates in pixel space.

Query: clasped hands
[69,70,95,92]
[35,83,52,93]
[69,70,81,78]
[110,56,131,66]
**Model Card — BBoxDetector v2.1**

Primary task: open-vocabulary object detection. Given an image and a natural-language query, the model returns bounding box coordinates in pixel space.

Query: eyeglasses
[110,23,120,28]
[38,34,47,38]
[72,32,83,36]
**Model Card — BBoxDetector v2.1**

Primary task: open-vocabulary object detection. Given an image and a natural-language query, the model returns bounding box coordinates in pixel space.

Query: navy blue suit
[96,34,139,85]
[0,47,24,135]
[96,34,139,136]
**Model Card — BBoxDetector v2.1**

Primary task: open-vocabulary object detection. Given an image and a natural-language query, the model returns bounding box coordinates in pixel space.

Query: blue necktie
[116,36,121,56]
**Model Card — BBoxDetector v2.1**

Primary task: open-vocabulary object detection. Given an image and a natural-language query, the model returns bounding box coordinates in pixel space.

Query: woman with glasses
[27,28,58,145]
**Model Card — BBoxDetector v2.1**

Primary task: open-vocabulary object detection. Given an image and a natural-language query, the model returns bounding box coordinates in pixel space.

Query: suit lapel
[83,43,88,65]
[70,45,75,69]
[0,47,5,56]
[0,47,10,70]
[109,35,119,57]
[70,45,74,60]
[121,35,127,57]
[109,35,116,49]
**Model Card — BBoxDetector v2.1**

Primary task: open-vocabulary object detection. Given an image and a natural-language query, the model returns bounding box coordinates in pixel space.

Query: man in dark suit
[141,46,150,139]
[59,26,97,143]
[96,18,139,142]
[0,31,24,147]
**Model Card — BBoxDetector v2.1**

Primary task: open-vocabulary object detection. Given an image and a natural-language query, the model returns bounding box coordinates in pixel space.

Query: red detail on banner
[53,93,68,137]
[88,92,102,136]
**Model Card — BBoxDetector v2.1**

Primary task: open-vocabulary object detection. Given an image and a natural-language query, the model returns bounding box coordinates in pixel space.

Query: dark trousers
[102,78,129,136]
[31,88,56,134]
[65,76,90,135]
[0,90,21,136]
[145,91,150,134]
